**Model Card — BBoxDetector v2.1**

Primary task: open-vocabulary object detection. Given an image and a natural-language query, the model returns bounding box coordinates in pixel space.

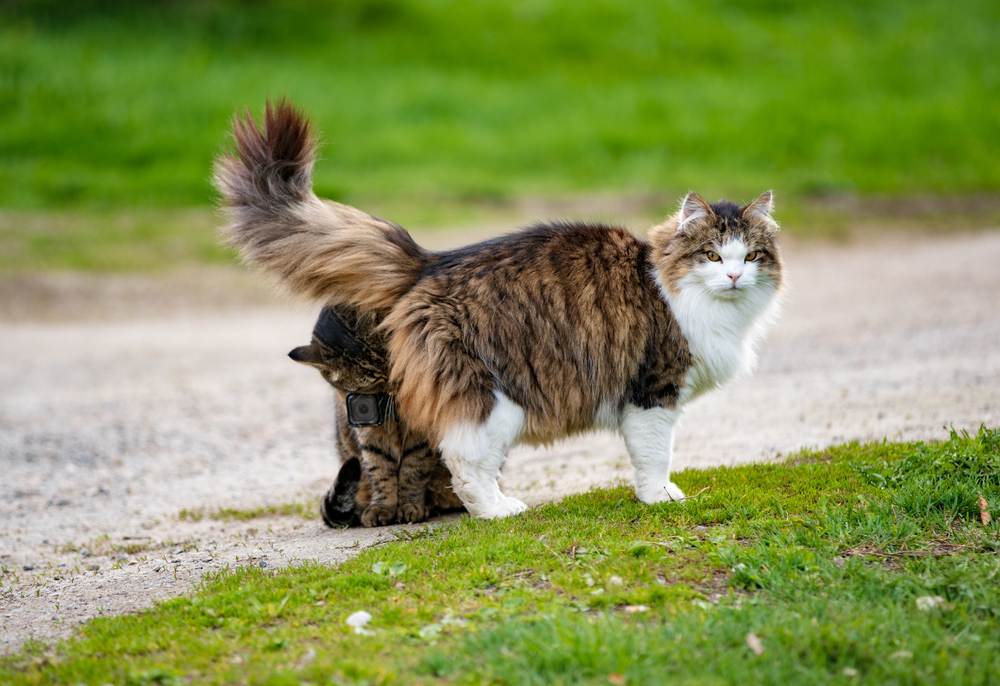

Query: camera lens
[348,394,381,425]
[356,398,374,419]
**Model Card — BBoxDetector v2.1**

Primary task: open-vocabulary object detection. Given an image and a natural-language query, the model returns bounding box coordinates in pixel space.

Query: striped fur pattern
[326,391,461,527]
[216,101,783,519]
[291,310,463,527]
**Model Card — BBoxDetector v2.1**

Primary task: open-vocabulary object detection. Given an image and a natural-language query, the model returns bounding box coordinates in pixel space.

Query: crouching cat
[290,306,464,527]
[216,101,784,519]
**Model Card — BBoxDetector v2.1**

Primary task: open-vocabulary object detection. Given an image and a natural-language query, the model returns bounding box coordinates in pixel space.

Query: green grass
[3,427,998,684]
[3,0,999,214]
[3,1,999,271]
[0,209,231,272]
[178,501,314,523]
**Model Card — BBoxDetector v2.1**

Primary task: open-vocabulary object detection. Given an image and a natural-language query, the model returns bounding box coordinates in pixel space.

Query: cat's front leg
[620,405,686,504]
[358,445,399,526]
[396,441,436,523]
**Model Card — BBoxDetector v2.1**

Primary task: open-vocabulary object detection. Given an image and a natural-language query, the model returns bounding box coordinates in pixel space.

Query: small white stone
[346,610,373,634]
[915,595,946,611]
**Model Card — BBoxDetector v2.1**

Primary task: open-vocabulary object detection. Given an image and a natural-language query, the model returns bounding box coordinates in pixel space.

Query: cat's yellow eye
[745,251,760,262]
[705,250,721,262]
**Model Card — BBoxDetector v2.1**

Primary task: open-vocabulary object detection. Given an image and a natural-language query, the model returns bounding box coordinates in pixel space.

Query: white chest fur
[664,275,776,403]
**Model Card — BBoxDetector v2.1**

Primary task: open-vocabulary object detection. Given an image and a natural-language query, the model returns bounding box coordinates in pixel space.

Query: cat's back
[426,221,642,278]
[417,222,655,335]
[386,222,671,439]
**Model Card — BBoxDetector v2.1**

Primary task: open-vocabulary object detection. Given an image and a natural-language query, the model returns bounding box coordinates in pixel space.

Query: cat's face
[289,335,389,393]
[652,191,783,301]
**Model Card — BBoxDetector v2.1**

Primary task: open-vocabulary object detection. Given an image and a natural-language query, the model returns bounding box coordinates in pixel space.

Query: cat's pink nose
[727,272,742,285]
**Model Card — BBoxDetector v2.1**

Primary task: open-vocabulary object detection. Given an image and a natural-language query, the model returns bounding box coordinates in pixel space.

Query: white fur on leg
[439,392,528,519]
[620,404,686,504]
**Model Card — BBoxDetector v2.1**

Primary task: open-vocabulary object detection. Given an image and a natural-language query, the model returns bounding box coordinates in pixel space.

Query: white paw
[637,481,686,505]
[473,496,528,519]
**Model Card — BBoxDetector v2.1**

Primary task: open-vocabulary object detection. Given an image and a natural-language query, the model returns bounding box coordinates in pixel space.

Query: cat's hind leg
[620,404,686,504]
[439,393,527,519]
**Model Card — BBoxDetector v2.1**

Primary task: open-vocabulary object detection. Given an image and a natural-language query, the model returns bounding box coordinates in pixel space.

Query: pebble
[22,564,36,571]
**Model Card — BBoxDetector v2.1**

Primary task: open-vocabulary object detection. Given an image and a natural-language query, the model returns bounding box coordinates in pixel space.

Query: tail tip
[260,98,314,168]
[216,98,316,206]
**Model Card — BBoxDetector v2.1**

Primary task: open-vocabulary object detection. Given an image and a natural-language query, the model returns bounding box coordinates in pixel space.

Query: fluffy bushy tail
[213,100,426,311]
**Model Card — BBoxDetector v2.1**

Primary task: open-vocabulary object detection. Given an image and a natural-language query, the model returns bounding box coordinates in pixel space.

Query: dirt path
[2,231,999,653]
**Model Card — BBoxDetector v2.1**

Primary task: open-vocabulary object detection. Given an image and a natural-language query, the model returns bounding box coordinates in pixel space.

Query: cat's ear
[288,342,322,365]
[676,192,713,234]
[742,191,777,229]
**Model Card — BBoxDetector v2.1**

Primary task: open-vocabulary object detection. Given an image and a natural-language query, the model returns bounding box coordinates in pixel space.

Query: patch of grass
[58,535,155,557]
[178,501,315,523]
[0,210,231,273]
[2,428,998,684]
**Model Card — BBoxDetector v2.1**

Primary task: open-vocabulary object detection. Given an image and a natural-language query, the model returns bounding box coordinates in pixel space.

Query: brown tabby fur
[328,389,462,526]
[292,307,463,527]
[382,225,694,440]
[214,104,424,313]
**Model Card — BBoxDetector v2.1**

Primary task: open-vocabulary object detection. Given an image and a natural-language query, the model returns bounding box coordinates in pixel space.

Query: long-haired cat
[215,101,783,519]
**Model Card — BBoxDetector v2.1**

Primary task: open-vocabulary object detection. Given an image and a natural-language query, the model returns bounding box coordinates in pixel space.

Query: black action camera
[346,393,391,427]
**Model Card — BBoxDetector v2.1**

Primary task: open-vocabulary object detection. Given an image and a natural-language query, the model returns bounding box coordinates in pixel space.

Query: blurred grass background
[1,0,998,271]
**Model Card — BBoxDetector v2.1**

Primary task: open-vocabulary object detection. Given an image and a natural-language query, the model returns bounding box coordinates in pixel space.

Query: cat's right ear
[288,342,322,365]
[676,192,713,234]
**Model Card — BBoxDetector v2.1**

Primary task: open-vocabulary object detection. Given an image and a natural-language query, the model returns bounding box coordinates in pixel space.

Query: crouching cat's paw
[637,481,686,505]
[360,504,397,527]
[397,502,430,524]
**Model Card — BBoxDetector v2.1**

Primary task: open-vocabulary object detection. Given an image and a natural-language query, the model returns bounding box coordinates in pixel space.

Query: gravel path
[2,231,998,653]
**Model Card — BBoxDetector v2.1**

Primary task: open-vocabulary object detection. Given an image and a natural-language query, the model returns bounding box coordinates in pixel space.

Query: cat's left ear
[676,192,714,234]
[742,191,778,231]
[288,342,323,366]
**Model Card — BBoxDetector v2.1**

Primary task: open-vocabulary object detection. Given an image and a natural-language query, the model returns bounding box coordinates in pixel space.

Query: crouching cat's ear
[742,191,778,231]
[676,192,714,234]
[288,342,323,366]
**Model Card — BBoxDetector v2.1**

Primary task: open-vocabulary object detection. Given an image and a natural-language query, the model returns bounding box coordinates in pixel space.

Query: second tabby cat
[290,306,464,527]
